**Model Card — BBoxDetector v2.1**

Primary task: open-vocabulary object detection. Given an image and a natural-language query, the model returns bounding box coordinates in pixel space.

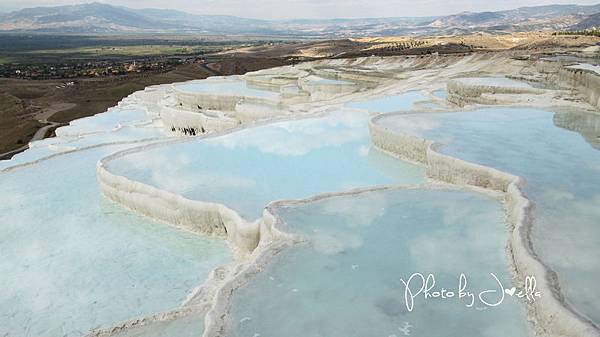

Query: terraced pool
[106,110,425,220]
[0,145,230,337]
[174,78,280,100]
[228,189,530,337]
[376,107,600,324]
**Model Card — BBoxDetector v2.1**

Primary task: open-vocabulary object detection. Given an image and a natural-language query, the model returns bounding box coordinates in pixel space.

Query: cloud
[115,149,256,195]
[379,114,442,137]
[320,192,387,227]
[208,110,368,156]
[151,170,256,194]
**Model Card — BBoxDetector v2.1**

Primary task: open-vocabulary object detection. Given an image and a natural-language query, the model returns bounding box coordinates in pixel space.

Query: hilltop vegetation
[555,30,600,37]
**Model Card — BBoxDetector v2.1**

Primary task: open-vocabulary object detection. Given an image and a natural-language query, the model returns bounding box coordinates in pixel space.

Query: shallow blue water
[108,110,425,220]
[0,146,58,170]
[229,189,529,337]
[174,79,279,99]
[346,91,425,113]
[57,107,151,136]
[432,89,447,100]
[0,146,231,337]
[0,101,230,337]
[377,107,600,324]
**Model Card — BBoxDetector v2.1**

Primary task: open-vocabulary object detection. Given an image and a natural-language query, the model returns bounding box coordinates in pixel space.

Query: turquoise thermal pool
[173,78,280,99]
[0,100,231,337]
[106,110,425,220]
[346,91,425,113]
[0,146,231,337]
[228,189,530,337]
[376,107,600,324]
[432,89,448,100]
[56,107,152,136]
[58,126,164,149]
[0,146,60,170]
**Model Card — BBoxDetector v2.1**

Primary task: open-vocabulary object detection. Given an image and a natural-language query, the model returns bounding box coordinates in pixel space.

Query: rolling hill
[0,2,599,36]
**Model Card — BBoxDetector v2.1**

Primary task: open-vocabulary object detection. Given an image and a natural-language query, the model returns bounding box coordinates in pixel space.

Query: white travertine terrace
[86,52,600,337]
[156,56,449,139]
[447,76,544,106]
[159,70,370,135]
[160,65,400,134]
[161,106,240,135]
[559,66,600,110]
[554,110,600,149]
[96,135,265,255]
[567,63,600,75]
[536,59,600,110]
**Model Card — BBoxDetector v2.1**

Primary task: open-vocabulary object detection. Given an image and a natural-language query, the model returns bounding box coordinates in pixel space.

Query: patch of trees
[553,30,600,37]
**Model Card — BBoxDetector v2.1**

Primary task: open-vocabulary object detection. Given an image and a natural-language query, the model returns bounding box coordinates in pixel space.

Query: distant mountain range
[0,2,599,36]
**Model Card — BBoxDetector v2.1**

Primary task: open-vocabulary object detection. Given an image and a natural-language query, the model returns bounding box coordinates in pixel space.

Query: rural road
[0,103,74,160]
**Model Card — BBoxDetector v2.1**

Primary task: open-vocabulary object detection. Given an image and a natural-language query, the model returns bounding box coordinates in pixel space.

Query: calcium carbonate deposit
[1,52,600,337]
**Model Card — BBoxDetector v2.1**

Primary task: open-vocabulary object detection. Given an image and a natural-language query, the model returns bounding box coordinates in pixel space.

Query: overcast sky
[0,0,599,20]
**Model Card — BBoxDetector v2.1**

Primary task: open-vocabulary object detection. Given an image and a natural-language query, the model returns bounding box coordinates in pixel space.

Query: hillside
[571,12,600,30]
[0,3,168,32]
